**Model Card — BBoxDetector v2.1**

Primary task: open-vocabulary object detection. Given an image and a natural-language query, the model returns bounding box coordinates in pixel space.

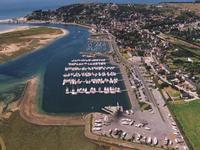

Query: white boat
[65,88,70,94]
[153,137,158,145]
[147,137,152,144]
[92,127,101,131]
[136,133,142,141]
[71,89,77,95]
[164,137,169,145]
[94,123,102,127]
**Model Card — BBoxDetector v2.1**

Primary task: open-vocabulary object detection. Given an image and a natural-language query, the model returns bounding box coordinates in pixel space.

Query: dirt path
[19,76,85,126]
[0,136,6,150]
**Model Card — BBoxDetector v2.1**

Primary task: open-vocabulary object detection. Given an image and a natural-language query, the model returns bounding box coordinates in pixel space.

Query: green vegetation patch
[164,86,181,99]
[0,112,102,150]
[164,42,200,76]
[169,101,200,150]
[175,44,200,58]
[0,27,62,44]
[139,102,152,111]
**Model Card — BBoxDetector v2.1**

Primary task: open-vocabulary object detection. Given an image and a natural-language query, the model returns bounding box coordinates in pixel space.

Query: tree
[197,82,200,96]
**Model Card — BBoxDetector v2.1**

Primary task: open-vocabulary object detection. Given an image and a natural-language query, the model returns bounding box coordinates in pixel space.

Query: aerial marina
[0,22,188,149]
[2,1,200,150]
[86,40,109,52]
[63,55,124,95]
[1,1,200,150]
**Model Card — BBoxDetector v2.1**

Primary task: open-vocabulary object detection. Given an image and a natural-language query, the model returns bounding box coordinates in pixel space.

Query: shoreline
[19,76,85,126]
[0,25,69,37]
[107,34,140,110]
[108,54,139,110]
[0,26,30,34]
[25,20,93,29]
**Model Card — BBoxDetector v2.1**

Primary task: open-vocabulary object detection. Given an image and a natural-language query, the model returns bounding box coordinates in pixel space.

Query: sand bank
[19,77,85,126]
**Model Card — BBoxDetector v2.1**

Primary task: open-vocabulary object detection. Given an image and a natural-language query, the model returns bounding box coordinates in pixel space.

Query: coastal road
[108,33,165,121]
[108,33,140,111]
[132,63,157,106]
[132,61,165,122]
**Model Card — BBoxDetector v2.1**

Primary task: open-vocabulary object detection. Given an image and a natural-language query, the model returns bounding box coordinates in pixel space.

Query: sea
[0,0,192,114]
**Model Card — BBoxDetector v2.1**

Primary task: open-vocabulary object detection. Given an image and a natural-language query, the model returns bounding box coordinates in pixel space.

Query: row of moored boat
[65,87,121,95]
[63,78,119,85]
[65,66,115,71]
[68,62,106,66]
[63,72,117,78]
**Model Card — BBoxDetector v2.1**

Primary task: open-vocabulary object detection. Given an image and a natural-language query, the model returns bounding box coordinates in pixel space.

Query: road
[108,33,165,121]
[133,63,156,105]
[108,33,140,110]
[132,61,165,122]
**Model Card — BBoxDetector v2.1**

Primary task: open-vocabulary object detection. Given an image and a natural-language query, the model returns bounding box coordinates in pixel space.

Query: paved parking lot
[92,108,187,150]
[91,56,188,150]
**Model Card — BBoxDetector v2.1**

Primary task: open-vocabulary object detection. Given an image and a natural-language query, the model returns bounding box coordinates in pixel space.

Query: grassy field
[159,33,200,57]
[159,33,200,77]
[0,112,107,150]
[169,101,200,150]
[0,27,63,64]
[0,27,62,45]
[164,86,181,100]
[165,3,200,16]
